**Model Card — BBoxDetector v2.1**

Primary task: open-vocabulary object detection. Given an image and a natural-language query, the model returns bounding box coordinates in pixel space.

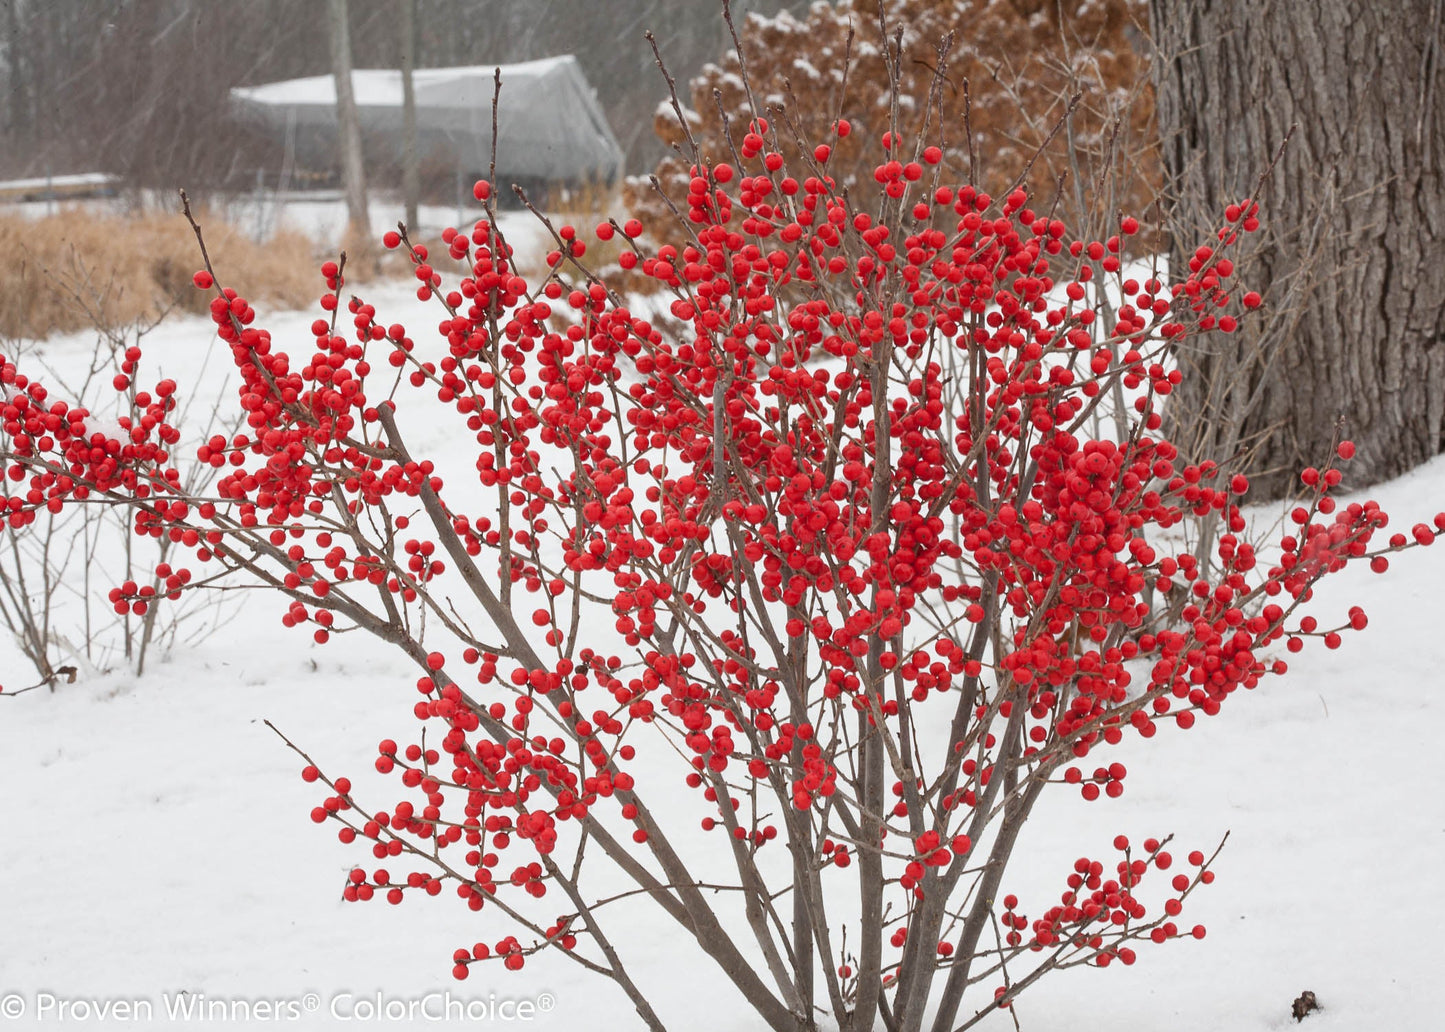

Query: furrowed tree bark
[328,0,370,240]
[1151,0,1445,498]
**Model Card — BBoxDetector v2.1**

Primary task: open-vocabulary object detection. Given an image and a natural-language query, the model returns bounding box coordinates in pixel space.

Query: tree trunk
[3,0,26,142]
[328,0,369,240]
[399,0,420,232]
[1151,0,1445,499]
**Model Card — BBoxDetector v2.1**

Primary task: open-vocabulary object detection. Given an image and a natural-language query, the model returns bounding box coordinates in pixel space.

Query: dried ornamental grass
[0,208,319,340]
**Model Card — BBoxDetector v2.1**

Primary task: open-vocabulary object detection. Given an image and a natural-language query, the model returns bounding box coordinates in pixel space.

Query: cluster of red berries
[4,108,1442,1017]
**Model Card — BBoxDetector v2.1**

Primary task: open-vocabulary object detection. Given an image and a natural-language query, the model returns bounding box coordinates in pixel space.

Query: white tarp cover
[230,56,623,185]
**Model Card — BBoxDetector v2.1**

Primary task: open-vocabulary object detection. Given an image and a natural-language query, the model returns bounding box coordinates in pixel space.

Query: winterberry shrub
[2,45,1441,1032]
[0,318,232,692]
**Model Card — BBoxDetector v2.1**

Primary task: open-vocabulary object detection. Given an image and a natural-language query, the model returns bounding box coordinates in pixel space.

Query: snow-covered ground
[1,222,1442,1031]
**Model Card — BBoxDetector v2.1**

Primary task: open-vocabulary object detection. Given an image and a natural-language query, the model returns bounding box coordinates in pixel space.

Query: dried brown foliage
[633,0,1157,239]
[0,208,321,340]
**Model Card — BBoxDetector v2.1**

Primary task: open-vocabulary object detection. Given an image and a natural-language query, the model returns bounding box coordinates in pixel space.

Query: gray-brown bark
[1151,0,1445,498]
[398,0,419,231]
[328,0,370,239]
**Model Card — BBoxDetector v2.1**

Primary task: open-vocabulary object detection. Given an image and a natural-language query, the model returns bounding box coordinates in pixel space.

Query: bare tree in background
[399,0,419,230]
[2,0,29,144]
[328,0,370,239]
[1151,0,1445,499]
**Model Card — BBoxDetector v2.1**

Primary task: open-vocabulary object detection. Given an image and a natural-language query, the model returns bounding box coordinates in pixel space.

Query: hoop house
[231,56,624,196]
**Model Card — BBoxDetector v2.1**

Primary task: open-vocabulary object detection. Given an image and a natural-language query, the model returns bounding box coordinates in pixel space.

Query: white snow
[0,172,118,192]
[0,239,1441,1032]
[230,58,582,110]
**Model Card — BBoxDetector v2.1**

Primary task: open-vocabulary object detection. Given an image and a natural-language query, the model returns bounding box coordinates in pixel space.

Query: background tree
[1151,0,1445,499]
[399,0,420,231]
[329,0,371,241]
[0,0,317,190]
